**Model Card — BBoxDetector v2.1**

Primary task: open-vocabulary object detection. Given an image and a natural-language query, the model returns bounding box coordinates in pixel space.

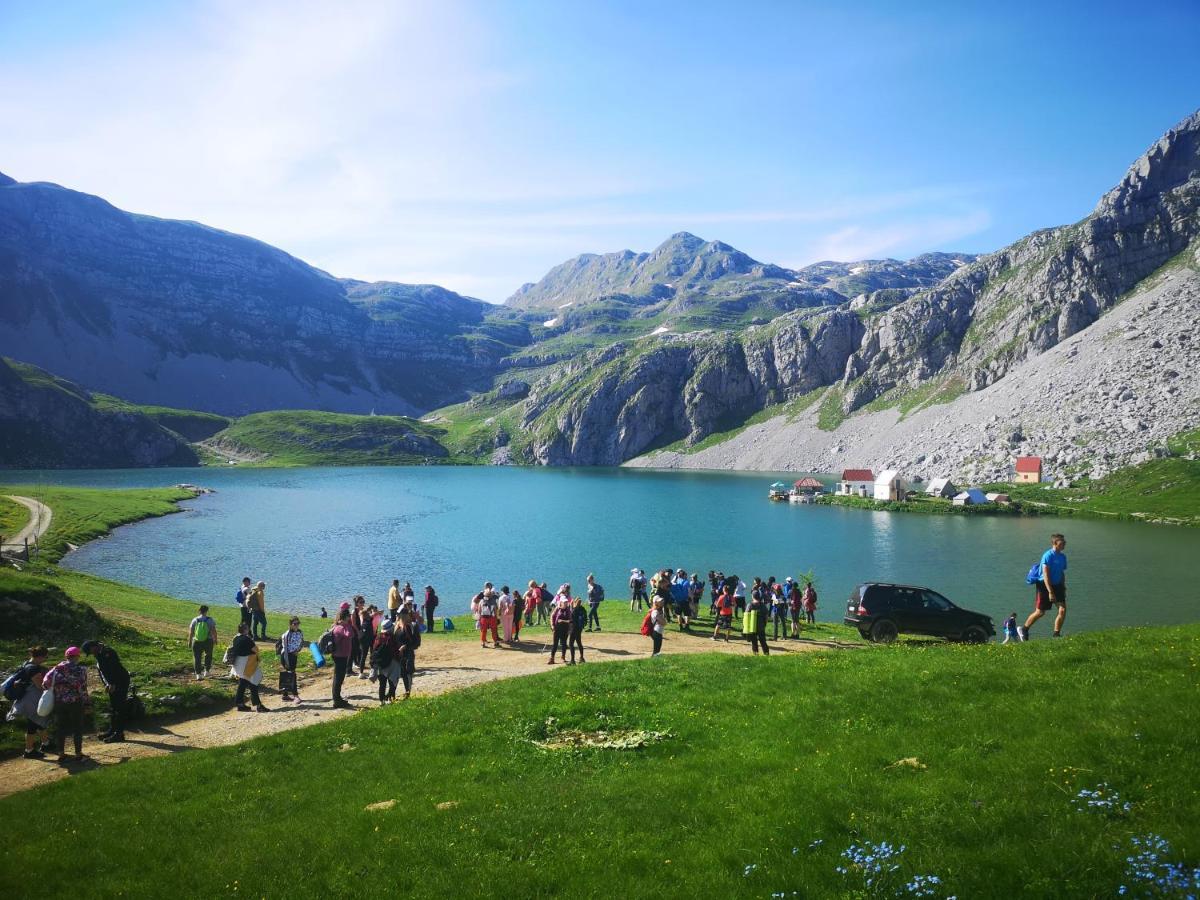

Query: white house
[952,487,991,506]
[836,469,874,497]
[873,470,904,502]
[926,477,956,498]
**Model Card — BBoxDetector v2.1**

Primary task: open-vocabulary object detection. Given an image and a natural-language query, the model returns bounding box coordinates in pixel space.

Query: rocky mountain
[842,110,1200,413]
[0,357,199,468]
[0,176,530,416]
[474,109,1200,470]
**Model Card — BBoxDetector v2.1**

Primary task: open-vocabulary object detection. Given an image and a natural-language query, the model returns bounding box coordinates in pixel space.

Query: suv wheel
[869,619,898,644]
[961,624,988,644]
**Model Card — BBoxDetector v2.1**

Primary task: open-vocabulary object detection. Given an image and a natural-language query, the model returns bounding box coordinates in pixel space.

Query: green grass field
[0,624,1196,897]
[0,495,27,544]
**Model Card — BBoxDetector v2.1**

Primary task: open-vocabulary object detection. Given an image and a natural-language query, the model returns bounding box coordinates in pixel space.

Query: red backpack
[640,613,653,636]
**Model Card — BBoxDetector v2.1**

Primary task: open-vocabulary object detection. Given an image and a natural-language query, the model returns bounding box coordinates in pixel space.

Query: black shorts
[717,614,732,628]
[1035,583,1066,611]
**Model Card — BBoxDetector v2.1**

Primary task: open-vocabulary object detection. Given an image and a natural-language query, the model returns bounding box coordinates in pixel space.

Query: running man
[1020,533,1068,640]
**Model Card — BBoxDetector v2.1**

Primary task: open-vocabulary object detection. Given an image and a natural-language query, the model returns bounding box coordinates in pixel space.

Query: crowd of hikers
[3,565,818,762]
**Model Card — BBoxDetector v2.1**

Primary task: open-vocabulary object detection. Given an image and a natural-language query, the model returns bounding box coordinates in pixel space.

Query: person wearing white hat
[629,568,646,612]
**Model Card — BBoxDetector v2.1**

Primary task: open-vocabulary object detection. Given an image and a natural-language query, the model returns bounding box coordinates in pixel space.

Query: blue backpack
[1025,560,1043,585]
[442,617,455,631]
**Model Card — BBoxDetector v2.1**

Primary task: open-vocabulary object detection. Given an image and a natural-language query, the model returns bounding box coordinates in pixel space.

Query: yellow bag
[743,610,758,633]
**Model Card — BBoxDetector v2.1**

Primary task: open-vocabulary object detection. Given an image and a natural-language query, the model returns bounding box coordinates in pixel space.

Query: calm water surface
[5,466,1198,634]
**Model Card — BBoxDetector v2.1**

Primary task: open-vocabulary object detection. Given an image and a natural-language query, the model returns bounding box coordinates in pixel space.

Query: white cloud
[795,209,993,265]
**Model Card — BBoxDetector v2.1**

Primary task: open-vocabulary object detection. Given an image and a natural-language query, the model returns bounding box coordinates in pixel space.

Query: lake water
[4,466,1199,634]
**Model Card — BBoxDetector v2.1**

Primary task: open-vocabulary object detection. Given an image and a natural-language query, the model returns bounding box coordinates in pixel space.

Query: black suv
[844,583,994,644]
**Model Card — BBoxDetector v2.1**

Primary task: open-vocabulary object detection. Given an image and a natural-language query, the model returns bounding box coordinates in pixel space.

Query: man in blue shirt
[1020,533,1068,640]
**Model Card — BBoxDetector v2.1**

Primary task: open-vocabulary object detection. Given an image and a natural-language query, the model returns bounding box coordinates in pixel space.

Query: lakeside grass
[0,495,27,544]
[0,624,1197,897]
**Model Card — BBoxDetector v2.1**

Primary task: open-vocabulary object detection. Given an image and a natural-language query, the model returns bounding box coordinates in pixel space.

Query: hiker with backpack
[331,608,356,708]
[43,646,91,762]
[630,568,646,611]
[586,574,604,632]
[236,576,253,632]
[230,622,268,713]
[394,608,422,700]
[371,619,401,703]
[424,586,439,632]
[647,597,666,656]
[188,605,218,680]
[352,597,373,678]
[81,640,130,744]
[770,583,789,640]
[1021,533,1069,640]
[746,590,770,656]
[478,583,500,648]
[279,617,305,703]
[4,645,50,759]
[524,581,539,626]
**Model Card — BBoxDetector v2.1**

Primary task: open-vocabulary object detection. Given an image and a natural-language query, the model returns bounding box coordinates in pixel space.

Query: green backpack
[194,619,210,642]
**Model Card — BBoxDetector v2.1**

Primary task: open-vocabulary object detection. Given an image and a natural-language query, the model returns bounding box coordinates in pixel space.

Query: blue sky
[1,0,1197,301]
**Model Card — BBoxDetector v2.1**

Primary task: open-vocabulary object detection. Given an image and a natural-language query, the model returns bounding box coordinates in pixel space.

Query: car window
[892,587,923,610]
[922,591,953,611]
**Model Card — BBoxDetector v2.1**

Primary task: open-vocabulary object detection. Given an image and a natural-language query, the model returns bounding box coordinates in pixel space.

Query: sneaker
[22,748,45,759]
[195,673,202,681]
[236,704,252,712]
[1052,631,1062,638]
[203,669,210,678]
[1017,625,1029,642]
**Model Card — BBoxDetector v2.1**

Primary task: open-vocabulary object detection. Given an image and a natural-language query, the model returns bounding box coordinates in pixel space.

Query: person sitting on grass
[81,640,129,744]
[712,585,735,642]
[6,645,50,759]
[188,604,218,680]
[1020,533,1068,640]
[230,623,268,713]
[279,617,305,703]
[43,646,91,763]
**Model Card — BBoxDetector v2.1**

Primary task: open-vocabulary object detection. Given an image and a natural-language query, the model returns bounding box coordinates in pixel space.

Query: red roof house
[1015,456,1042,483]
[793,477,823,490]
[840,469,874,482]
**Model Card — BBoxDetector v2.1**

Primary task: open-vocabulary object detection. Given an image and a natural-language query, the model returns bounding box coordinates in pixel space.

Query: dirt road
[1,495,52,552]
[0,628,844,798]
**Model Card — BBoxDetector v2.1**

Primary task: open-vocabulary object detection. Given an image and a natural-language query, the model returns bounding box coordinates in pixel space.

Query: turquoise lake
[5,466,1199,634]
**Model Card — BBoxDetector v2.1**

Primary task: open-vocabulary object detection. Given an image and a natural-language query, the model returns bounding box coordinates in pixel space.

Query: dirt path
[2,495,52,552]
[0,628,844,798]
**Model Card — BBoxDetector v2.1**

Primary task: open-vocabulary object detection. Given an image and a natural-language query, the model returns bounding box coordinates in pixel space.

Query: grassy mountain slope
[207,410,451,466]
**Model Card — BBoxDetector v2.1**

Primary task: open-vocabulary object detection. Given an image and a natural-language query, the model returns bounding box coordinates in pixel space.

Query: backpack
[274,637,284,656]
[2,665,33,702]
[593,584,604,602]
[318,630,336,655]
[1025,561,1043,585]
[442,617,455,631]
[194,619,210,642]
[640,613,653,636]
[371,637,395,669]
[235,589,245,606]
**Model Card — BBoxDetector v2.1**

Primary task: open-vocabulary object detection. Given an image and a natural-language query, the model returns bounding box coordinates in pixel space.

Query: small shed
[836,469,874,497]
[952,487,991,506]
[1015,456,1042,484]
[986,492,1011,504]
[873,470,904,502]
[792,477,824,492]
[925,477,957,498]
